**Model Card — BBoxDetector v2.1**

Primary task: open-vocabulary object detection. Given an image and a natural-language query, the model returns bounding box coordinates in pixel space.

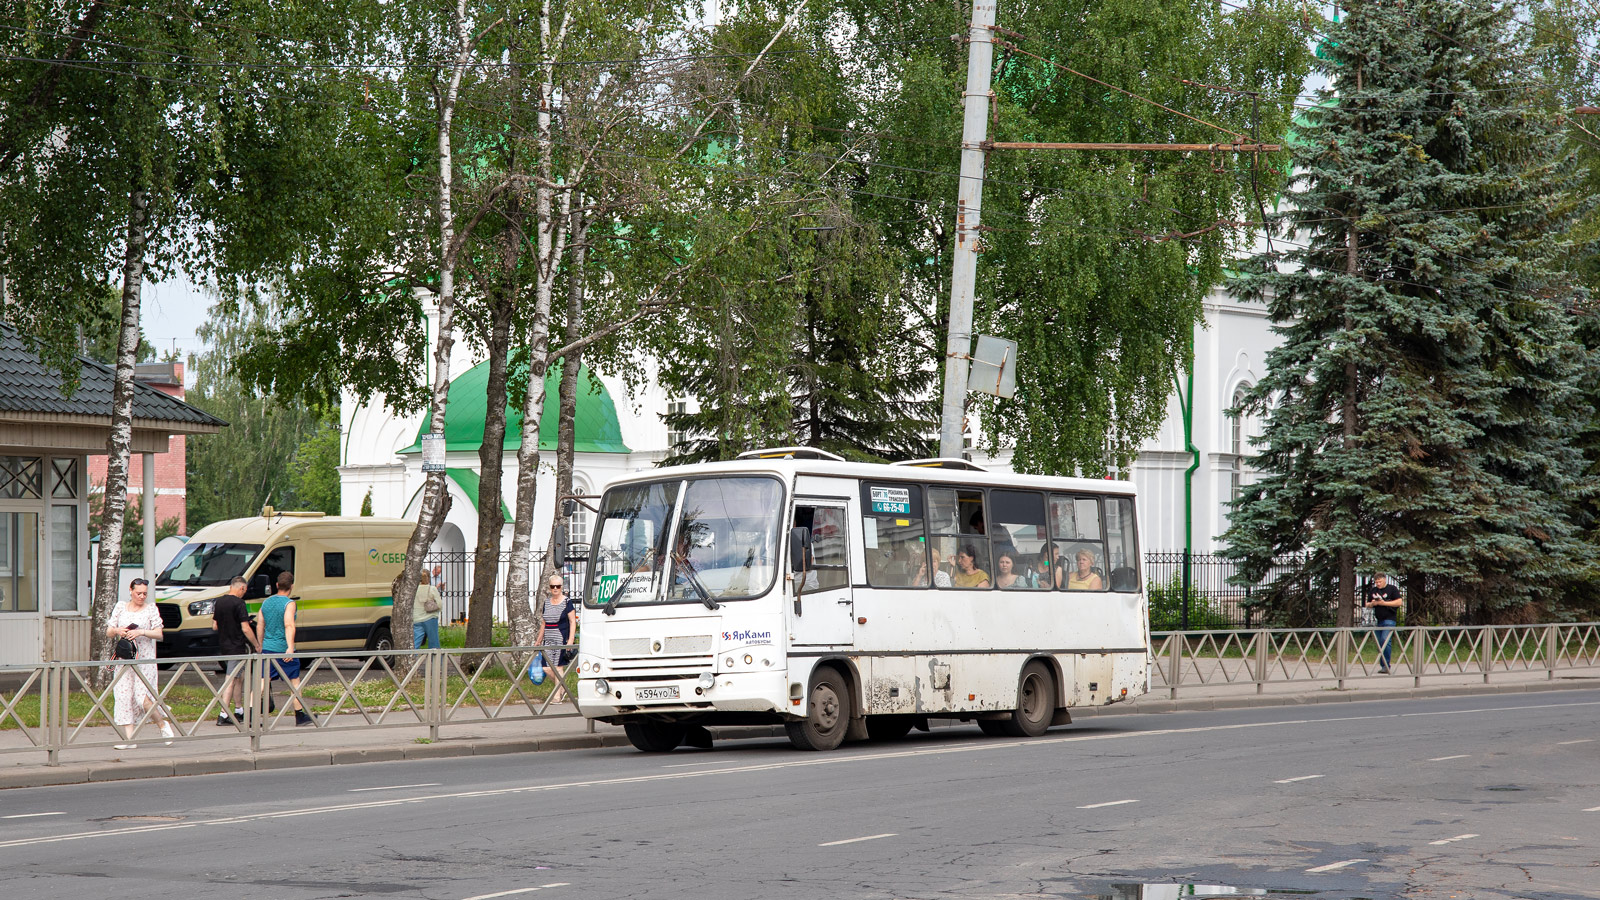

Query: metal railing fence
[1150,622,1600,698]
[5,623,1597,765]
[425,548,591,624]
[0,644,579,766]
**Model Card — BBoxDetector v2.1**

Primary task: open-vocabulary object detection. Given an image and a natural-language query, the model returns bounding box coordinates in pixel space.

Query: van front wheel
[367,626,393,652]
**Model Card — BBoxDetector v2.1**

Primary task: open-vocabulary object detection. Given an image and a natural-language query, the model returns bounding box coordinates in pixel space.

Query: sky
[143,272,211,364]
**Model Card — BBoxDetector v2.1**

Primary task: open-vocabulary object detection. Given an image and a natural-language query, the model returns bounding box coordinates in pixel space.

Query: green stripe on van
[246,597,394,613]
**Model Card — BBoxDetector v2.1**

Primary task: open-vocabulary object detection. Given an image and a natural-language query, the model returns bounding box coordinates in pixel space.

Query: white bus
[573,448,1151,752]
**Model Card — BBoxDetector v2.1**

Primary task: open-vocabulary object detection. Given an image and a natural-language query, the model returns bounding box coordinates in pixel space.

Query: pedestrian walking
[259,570,314,727]
[1365,573,1404,673]
[413,574,443,649]
[537,575,578,703]
[107,577,177,750]
[212,575,259,726]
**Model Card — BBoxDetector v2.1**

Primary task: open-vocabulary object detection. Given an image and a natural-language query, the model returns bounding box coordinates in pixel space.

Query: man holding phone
[1365,573,1404,674]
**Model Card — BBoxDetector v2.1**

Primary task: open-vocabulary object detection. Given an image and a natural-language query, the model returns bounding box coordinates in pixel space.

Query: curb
[1,682,1591,790]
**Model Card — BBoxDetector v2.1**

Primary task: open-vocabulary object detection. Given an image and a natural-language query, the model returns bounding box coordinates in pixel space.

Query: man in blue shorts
[259,570,313,727]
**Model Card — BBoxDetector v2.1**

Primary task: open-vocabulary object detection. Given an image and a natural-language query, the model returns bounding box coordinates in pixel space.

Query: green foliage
[88,490,180,565]
[1224,0,1596,624]
[186,298,336,530]
[835,0,1312,475]
[1146,574,1236,631]
[360,489,374,517]
[78,282,153,367]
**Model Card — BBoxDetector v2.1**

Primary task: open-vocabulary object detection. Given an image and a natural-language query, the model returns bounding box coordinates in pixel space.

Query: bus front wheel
[1001,661,1055,738]
[787,665,851,751]
[624,720,687,752]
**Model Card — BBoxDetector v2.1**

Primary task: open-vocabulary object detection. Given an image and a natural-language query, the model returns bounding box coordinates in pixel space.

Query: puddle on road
[1097,885,1318,899]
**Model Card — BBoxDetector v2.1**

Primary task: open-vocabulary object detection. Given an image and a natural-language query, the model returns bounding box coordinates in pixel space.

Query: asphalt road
[1,691,1597,900]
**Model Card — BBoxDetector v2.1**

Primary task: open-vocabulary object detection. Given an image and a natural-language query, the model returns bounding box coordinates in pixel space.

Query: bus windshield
[156,542,264,587]
[587,476,783,607]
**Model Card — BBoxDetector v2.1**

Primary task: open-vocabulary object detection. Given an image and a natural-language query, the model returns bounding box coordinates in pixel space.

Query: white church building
[337,286,1273,565]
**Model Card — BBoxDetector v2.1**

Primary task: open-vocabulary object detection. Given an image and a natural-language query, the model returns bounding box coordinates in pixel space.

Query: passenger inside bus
[1065,548,1104,591]
[995,549,1028,589]
[952,543,990,588]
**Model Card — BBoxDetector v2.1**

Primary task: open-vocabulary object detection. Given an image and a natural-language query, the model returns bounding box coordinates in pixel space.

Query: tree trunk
[466,207,521,649]
[393,0,473,648]
[541,201,588,593]
[89,188,148,672]
[506,9,572,646]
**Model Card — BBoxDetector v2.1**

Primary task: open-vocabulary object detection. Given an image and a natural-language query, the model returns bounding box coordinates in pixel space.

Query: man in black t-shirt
[212,575,259,726]
[1364,574,1404,674]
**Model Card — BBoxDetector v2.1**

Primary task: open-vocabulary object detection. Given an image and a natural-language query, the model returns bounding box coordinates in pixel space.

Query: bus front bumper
[576,670,791,719]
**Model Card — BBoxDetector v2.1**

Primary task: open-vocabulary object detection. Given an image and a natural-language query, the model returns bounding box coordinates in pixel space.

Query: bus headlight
[697,672,715,692]
[188,599,214,617]
[594,678,610,696]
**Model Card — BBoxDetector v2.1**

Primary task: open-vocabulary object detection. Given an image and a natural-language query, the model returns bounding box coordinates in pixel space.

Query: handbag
[114,637,137,660]
[528,651,546,685]
[423,591,440,615]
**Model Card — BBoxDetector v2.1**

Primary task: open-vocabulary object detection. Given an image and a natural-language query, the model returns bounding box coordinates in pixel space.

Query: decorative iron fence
[1144,551,1311,630]
[424,547,591,624]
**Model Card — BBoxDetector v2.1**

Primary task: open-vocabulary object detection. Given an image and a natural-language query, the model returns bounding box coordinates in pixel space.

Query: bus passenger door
[789,501,854,647]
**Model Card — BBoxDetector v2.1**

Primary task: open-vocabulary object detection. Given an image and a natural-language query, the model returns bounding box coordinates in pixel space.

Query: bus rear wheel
[786,665,851,751]
[1001,661,1055,737]
[624,720,687,752]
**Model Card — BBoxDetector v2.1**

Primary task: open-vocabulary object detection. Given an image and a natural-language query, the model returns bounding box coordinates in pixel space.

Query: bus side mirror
[789,527,811,573]
[553,522,568,567]
[561,498,576,518]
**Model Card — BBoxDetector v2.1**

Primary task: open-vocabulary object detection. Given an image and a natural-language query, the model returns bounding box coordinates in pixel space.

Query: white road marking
[1274,775,1324,784]
[462,888,541,900]
[1077,799,1139,809]
[1557,739,1593,745]
[1583,806,1600,812]
[1428,755,1469,761]
[5,697,1600,851]
[819,833,896,846]
[540,885,570,890]
[348,783,442,793]
[1305,858,1367,873]
[1428,834,1479,845]
[1,813,65,820]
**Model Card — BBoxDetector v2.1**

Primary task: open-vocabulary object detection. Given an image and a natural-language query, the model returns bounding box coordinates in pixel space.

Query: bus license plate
[635,686,679,701]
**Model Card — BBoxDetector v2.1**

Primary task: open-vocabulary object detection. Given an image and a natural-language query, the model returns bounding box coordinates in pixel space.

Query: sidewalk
[3,669,1595,790]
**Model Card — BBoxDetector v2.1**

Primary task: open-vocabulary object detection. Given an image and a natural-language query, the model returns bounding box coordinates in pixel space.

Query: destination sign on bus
[869,486,911,514]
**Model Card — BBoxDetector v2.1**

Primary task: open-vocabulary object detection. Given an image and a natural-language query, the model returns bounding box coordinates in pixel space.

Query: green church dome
[400,360,630,455]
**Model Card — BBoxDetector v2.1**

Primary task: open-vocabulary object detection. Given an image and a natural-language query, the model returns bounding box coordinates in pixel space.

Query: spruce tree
[1224,0,1594,626]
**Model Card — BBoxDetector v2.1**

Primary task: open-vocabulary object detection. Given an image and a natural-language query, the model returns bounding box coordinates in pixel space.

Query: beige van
[152,511,416,659]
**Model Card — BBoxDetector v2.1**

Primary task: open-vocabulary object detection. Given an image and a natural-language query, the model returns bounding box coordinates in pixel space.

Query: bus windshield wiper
[675,560,719,610]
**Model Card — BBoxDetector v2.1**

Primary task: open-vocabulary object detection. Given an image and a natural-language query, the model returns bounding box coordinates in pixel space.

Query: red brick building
[87,361,190,533]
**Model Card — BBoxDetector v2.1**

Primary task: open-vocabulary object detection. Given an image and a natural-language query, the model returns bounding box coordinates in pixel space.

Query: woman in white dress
[106,578,176,749]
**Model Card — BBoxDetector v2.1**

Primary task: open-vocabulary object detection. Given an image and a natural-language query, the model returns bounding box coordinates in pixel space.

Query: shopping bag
[528,651,546,684]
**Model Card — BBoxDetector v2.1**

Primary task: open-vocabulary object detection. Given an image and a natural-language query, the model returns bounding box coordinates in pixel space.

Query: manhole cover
[106,815,184,822]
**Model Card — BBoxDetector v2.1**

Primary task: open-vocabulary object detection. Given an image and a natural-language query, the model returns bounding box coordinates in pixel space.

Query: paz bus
[573,448,1151,752]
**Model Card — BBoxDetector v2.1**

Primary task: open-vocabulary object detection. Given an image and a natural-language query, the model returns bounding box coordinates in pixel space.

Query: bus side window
[1105,496,1140,592]
[1050,495,1106,591]
[929,487,990,589]
[991,490,1048,590]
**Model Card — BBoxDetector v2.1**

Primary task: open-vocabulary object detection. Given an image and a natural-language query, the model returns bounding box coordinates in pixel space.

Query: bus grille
[157,603,182,629]
[608,635,714,658]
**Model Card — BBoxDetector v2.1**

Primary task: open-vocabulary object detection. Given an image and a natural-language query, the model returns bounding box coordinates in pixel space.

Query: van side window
[256,546,295,596]
[323,551,346,578]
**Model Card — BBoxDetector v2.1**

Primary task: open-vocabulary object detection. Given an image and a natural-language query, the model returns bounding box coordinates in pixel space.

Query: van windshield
[156,542,264,587]
[586,476,783,607]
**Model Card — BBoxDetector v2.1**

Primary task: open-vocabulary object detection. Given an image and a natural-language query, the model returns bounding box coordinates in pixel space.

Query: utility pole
[938,0,997,460]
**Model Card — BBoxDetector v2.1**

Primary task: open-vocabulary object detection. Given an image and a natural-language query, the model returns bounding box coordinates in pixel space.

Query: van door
[788,500,854,647]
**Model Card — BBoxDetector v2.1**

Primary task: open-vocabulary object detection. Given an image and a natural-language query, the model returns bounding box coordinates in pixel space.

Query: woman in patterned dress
[106,577,177,750]
[536,575,579,703]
